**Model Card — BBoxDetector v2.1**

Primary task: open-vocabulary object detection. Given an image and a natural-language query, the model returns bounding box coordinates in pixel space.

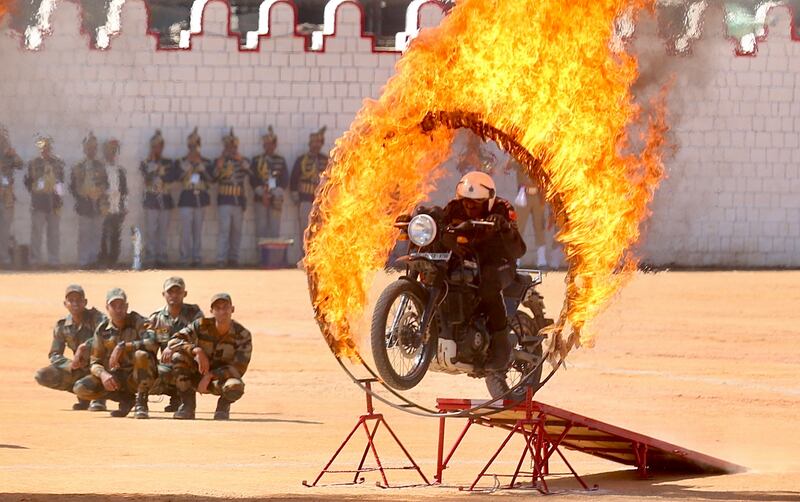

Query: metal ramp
[435,397,744,492]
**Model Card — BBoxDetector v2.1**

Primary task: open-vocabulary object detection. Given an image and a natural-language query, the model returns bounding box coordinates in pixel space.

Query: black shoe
[164,394,181,413]
[213,396,231,420]
[485,328,513,372]
[110,395,135,417]
[89,399,107,412]
[134,392,149,419]
[72,399,90,411]
[174,391,196,420]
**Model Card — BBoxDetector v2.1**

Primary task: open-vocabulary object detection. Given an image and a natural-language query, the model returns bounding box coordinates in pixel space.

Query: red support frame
[435,390,596,493]
[303,379,430,489]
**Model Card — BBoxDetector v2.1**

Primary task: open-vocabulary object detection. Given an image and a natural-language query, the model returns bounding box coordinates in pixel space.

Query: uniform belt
[220,185,242,197]
[300,181,317,195]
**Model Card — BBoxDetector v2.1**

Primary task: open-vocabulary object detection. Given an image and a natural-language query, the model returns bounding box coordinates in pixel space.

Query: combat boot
[173,391,196,420]
[164,393,180,413]
[485,328,513,372]
[72,398,90,411]
[89,399,107,412]
[110,394,134,417]
[213,396,231,420]
[134,392,149,419]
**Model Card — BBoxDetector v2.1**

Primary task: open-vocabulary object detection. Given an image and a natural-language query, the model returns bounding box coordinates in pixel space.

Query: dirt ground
[0,269,798,502]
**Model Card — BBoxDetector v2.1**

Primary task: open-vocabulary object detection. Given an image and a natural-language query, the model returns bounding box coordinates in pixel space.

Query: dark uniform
[25,138,65,267]
[69,132,109,268]
[442,196,526,334]
[176,128,212,266]
[141,130,178,266]
[0,130,23,267]
[250,127,288,240]
[34,307,105,393]
[165,315,252,407]
[213,129,251,267]
[73,310,156,403]
[290,127,328,255]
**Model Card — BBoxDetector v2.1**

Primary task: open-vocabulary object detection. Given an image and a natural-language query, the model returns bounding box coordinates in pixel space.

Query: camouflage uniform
[176,128,212,266]
[141,130,178,266]
[165,317,252,403]
[149,302,203,397]
[250,127,288,240]
[290,128,328,255]
[213,129,251,266]
[25,138,65,267]
[34,307,105,392]
[69,133,109,268]
[72,311,156,401]
[0,132,23,267]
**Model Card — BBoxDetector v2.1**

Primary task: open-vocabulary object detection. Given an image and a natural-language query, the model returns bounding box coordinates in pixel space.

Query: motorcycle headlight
[408,214,437,247]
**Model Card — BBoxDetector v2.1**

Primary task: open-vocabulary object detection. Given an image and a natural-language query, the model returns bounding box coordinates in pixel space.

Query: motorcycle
[371,205,553,399]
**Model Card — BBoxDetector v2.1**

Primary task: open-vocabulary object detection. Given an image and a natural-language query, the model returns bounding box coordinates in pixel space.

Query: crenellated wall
[0,0,798,268]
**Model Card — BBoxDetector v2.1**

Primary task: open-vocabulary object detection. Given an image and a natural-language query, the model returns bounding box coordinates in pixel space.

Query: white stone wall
[0,0,798,267]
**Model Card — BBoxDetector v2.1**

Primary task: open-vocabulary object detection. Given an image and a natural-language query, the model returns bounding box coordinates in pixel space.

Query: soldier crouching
[160,292,251,420]
[73,288,157,418]
[35,284,106,411]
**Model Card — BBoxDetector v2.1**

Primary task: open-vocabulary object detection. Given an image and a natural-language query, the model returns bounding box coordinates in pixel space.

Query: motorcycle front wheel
[370,279,437,390]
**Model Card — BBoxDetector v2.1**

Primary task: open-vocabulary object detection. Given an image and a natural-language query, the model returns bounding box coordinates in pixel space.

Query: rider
[441,171,526,373]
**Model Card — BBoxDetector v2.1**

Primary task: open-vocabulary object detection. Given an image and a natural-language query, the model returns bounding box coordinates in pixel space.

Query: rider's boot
[485,327,513,372]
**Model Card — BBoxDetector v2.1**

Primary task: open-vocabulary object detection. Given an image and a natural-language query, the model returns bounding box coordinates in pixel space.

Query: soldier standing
[162,293,252,420]
[507,158,548,267]
[69,132,109,268]
[250,126,288,241]
[25,136,65,267]
[147,276,203,412]
[0,126,23,268]
[290,127,328,255]
[98,139,128,268]
[73,288,156,419]
[34,285,107,411]
[140,130,177,268]
[213,128,250,267]
[176,128,212,267]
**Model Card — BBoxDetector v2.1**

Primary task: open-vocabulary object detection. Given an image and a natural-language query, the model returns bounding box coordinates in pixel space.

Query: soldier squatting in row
[34,278,252,420]
[0,123,329,269]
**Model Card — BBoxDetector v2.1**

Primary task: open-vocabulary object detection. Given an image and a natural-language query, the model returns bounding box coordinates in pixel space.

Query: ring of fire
[305,0,668,370]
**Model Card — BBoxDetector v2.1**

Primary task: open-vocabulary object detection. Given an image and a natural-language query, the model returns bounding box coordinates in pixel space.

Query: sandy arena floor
[0,269,798,502]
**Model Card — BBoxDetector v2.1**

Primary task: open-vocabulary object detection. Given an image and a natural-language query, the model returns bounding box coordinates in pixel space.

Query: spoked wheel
[370,279,437,390]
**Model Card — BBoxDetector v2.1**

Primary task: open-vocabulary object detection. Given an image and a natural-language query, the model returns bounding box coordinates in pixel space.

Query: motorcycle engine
[455,324,489,364]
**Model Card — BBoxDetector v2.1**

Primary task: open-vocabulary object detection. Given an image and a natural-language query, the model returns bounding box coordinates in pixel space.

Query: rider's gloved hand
[486,213,511,233]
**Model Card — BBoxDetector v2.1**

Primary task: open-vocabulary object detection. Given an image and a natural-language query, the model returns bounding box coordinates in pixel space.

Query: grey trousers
[179,207,204,264]
[0,204,12,265]
[254,203,281,239]
[217,205,243,265]
[298,201,313,255]
[144,208,170,264]
[31,210,60,266]
[77,215,102,267]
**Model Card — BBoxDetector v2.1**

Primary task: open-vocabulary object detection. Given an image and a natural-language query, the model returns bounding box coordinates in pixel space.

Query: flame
[306,0,668,362]
[0,0,15,22]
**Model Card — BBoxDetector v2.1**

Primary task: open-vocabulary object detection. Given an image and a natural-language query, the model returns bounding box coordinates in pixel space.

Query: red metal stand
[436,389,594,493]
[303,379,430,488]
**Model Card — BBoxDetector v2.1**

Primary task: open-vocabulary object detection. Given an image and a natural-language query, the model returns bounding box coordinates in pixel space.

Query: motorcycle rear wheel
[370,279,437,390]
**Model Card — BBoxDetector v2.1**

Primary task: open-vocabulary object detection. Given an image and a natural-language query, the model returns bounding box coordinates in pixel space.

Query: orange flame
[306,0,667,361]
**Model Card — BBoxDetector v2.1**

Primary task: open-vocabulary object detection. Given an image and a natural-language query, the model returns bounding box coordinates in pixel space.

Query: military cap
[163,276,186,292]
[83,131,98,148]
[210,292,232,308]
[187,127,201,148]
[65,284,85,298]
[222,128,239,147]
[35,135,53,150]
[309,126,326,142]
[262,125,277,143]
[106,287,127,305]
[150,129,165,147]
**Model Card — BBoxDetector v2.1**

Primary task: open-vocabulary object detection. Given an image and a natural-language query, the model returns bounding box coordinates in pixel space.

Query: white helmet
[456,171,496,211]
